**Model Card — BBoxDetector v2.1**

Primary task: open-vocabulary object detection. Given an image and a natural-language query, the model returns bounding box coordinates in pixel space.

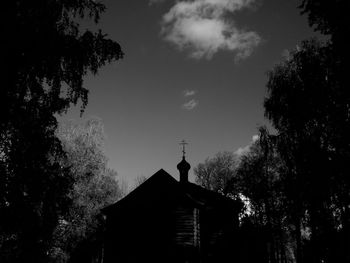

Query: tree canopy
[299,0,350,42]
[53,118,123,262]
[195,36,350,263]
[0,1,123,262]
[264,38,350,263]
[194,151,239,197]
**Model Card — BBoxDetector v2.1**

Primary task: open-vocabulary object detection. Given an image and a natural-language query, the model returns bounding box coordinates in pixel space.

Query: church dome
[177,157,191,183]
[177,157,191,171]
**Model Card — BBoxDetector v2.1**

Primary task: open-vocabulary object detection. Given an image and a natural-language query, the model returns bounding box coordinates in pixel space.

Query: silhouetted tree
[237,127,291,263]
[299,0,350,163]
[297,4,350,260]
[52,118,122,262]
[265,38,350,263]
[194,131,291,263]
[299,0,349,49]
[194,151,239,197]
[0,1,123,262]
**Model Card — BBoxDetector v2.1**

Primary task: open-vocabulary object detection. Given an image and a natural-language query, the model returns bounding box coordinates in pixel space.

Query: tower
[177,140,191,183]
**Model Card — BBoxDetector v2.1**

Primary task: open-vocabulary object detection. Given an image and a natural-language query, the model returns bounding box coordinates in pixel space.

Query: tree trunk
[295,218,302,263]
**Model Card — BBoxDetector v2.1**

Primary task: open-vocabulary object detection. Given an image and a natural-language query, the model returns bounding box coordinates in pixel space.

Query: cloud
[235,134,259,156]
[235,144,250,156]
[252,134,259,142]
[182,99,199,110]
[160,0,261,60]
[183,89,196,97]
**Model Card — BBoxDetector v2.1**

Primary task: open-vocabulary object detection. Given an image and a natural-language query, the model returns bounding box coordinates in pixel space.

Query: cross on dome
[179,140,188,158]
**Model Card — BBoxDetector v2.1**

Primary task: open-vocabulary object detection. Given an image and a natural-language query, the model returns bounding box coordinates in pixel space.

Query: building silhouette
[102,157,242,263]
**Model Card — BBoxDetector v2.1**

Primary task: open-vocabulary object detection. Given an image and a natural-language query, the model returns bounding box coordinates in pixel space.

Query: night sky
[61,0,318,187]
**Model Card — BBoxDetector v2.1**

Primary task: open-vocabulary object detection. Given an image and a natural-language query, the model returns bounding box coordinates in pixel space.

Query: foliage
[194,151,239,197]
[237,128,295,263]
[194,2,350,262]
[238,129,281,221]
[299,0,350,129]
[299,0,350,43]
[0,1,123,262]
[264,38,350,262]
[53,118,122,262]
[194,130,292,262]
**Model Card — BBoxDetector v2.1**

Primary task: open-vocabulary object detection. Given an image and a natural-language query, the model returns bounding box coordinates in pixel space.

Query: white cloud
[182,99,199,110]
[160,0,261,60]
[235,134,259,156]
[252,134,259,142]
[235,144,250,156]
[183,89,196,97]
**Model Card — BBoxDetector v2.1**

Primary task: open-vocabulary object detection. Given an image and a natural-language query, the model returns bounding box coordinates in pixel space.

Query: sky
[61,0,318,188]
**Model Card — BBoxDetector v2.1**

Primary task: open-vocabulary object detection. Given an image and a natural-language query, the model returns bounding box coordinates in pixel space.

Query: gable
[102,169,198,215]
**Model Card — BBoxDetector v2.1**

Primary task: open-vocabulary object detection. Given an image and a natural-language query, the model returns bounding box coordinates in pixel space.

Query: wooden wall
[103,201,237,263]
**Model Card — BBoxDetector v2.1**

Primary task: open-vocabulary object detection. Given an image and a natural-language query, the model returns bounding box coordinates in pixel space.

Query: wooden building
[102,157,242,263]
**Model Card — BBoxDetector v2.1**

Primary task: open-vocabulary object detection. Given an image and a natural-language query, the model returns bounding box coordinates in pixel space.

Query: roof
[102,169,242,215]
